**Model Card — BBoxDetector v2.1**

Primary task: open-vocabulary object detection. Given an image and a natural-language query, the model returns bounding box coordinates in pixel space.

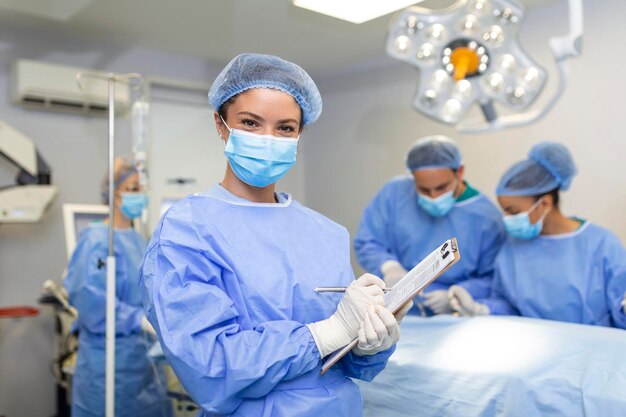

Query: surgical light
[385,0,583,132]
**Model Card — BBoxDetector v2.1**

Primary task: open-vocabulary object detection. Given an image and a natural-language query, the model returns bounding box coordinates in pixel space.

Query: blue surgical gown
[64,224,172,417]
[354,176,505,300]
[482,221,626,329]
[139,185,393,417]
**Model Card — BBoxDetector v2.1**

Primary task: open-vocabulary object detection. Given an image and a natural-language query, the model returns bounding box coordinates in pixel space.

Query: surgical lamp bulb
[395,36,411,54]
[453,79,473,100]
[459,14,480,35]
[483,25,505,47]
[416,43,436,61]
[405,15,422,34]
[431,69,452,92]
[496,54,517,73]
[427,24,448,43]
[441,99,463,122]
[485,72,504,92]
[421,89,438,108]
[467,0,490,16]
[506,86,526,105]
[518,67,541,90]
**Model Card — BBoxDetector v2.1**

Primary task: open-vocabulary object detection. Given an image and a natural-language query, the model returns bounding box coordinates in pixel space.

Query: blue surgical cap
[208,53,322,125]
[496,141,577,196]
[101,158,138,204]
[406,135,462,171]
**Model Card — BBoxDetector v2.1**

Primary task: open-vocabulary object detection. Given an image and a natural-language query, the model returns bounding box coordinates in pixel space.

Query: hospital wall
[303,0,626,275]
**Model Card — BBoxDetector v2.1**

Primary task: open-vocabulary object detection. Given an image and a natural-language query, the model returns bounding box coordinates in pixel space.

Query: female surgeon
[449,142,626,329]
[138,53,410,417]
[64,157,172,417]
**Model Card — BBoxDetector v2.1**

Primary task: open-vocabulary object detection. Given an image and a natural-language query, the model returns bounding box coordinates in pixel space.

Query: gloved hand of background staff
[307,274,386,358]
[353,301,413,356]
[448,285,490,317]
[380,260,408,287]
[422,289,454,314]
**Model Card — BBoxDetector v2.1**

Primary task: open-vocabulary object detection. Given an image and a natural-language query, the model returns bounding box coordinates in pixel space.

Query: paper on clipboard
[320,238,460,375]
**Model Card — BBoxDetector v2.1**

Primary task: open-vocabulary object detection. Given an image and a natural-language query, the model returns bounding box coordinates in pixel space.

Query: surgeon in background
[64,157,172,417]
[450,142,626,329]
[139,53,411,417]
[354,136,505,315]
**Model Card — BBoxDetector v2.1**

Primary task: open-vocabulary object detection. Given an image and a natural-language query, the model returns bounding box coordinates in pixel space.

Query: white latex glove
[353,305,400,356]
[307,274,385,358]
[448,285,489,317]
[141,316,157,336]
[422,289,454,314]
[380,260,408,287]
[622,291,626,314]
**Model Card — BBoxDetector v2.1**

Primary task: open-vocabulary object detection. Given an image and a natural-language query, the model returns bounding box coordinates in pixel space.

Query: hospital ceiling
[0,0,558,79]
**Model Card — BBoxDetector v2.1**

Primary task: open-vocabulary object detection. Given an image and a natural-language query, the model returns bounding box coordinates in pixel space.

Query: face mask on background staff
[503,198,547,240]
[120,192,147,219]
[417,181,457,217]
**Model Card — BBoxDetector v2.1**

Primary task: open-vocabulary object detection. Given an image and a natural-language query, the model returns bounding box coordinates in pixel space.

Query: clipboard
[320,238,461,375]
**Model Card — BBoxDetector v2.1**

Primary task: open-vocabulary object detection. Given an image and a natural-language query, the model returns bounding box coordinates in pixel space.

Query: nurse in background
[450,142,626,329]
[354,136,505,315]
[64,157,172,417]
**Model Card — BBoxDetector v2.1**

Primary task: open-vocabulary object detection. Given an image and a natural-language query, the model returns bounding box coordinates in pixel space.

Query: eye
[277,124,298,137]
[240,118,259,129]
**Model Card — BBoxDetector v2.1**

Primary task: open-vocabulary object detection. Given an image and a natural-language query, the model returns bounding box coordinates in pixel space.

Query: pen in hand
[314,287,393,293]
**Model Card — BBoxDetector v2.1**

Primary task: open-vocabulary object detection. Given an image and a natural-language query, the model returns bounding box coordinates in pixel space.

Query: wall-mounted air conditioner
[11,59,131,115]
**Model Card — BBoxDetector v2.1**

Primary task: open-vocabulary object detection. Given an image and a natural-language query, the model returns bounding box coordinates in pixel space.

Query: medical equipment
[62,204,108,259]
[385,0,583,131]
[0,120,57,223]
[322,238,460,373]
[131,99,150,191]
[357,315,626,417]
[43,280,77,318]
[77,71,143,417]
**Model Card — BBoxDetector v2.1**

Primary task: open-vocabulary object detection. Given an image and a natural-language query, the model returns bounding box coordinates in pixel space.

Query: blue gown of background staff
[354,176,505,299]
[64,224,172,417]
[482,221,626,329]
[139,185,394,417]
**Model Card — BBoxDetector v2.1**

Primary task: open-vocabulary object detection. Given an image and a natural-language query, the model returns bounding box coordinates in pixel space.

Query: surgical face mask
[120,192,147,219]
[503,199,546,240]
[417,182,457,217]
[220,116,298,188]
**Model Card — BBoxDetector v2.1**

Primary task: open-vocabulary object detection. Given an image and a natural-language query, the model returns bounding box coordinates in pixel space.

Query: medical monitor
[62,204,108,260]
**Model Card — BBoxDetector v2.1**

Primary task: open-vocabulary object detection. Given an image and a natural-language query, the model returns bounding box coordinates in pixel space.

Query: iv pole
[76,72,143,417]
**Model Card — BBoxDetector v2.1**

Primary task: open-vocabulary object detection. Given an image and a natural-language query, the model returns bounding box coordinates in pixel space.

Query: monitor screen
[62,204,108,260]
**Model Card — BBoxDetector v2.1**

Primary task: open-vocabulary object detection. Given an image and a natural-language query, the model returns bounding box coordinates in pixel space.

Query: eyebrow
[237,111,264,121]
[236,111,298,125]
[420,181,451,191]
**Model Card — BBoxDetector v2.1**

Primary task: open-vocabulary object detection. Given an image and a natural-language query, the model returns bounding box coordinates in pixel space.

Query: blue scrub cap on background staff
[101,157,138,204]
[496,141,578,196]
[208,53,323,125]
[406,135,463,171]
